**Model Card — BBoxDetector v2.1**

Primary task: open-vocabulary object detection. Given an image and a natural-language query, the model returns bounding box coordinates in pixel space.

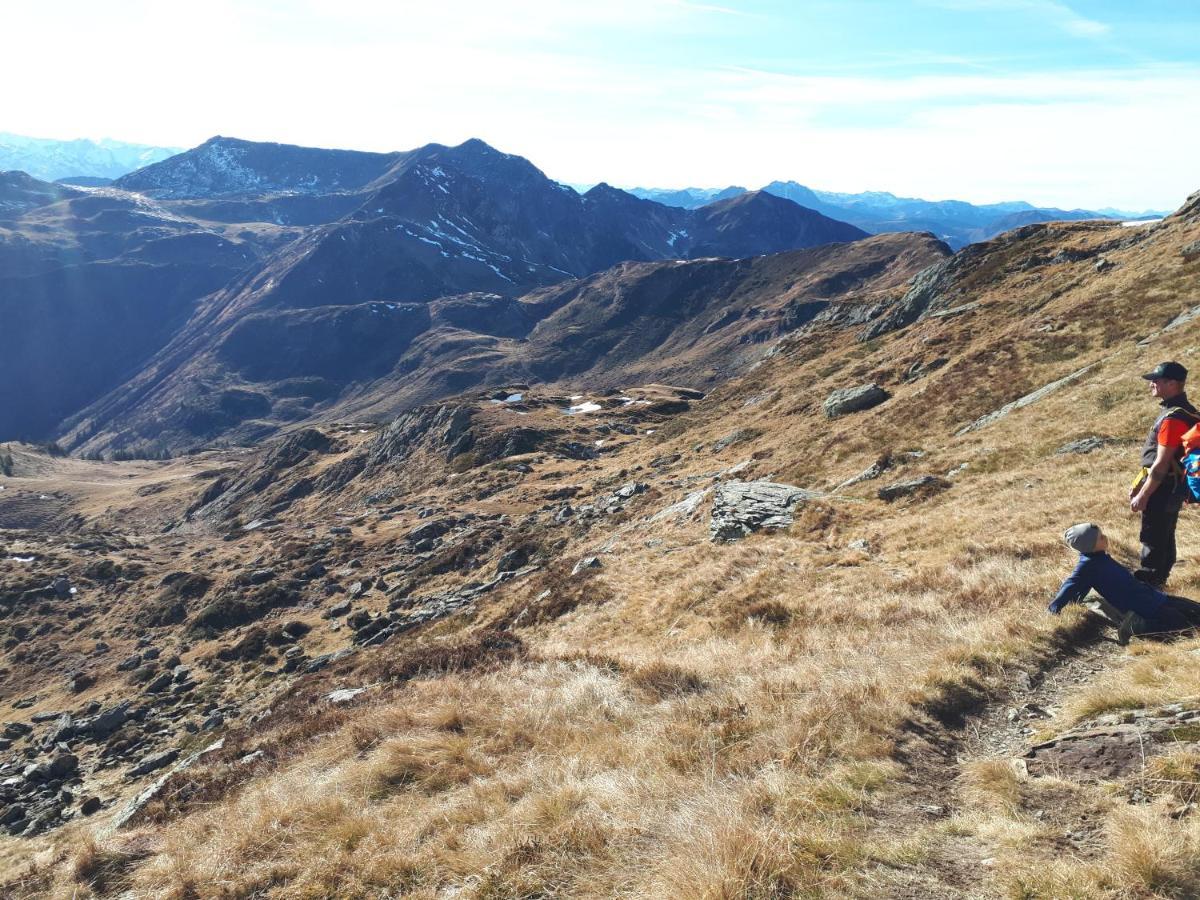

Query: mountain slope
[61,232,940,454]
[2,189,1199,897]
[0,136,874,447]
[113,136,402,198]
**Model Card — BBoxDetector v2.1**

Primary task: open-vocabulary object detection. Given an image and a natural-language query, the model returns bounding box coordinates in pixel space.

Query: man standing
[1130,361,1198,586]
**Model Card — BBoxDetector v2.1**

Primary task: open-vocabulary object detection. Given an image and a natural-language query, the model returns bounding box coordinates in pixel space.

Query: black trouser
[1135,481,1184,586]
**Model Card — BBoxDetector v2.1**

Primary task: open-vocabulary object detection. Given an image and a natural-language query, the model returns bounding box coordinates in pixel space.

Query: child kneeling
[1049,523,1200,643]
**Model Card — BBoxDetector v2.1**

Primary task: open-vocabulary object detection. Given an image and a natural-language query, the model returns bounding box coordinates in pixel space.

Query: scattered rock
[711,428,762,452]
[66,672,95,694]
[144,672,174,694]
[325,687,369,705]
[1056,436,1108,455]
[572,557,602,576]
[823,384,889,418]
[49,753,78,779]
[79,796,102,816]
[903,357,949,382]
[85,703,128,739]
[1181,240,1200,262]
[878,476,950,502]
[496,548,530,573]
[128,748,180,778]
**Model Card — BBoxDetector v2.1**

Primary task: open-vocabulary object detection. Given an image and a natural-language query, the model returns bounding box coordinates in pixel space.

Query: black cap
[1143,361,1188,382]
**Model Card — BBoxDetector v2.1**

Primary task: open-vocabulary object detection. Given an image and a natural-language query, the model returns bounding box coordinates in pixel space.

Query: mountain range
[2,131,1162,251]
[629,184,1165,250]
[0,136,870,449]
[0,132,180,183]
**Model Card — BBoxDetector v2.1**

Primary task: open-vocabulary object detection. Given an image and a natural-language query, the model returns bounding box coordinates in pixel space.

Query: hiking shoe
[1117,612,1147,645]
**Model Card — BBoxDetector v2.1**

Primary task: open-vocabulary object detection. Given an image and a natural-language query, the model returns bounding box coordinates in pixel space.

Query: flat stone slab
[1024,705,1200,781]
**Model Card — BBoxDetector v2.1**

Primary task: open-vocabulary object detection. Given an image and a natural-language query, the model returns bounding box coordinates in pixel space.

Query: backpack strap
[1164,405,1200,423]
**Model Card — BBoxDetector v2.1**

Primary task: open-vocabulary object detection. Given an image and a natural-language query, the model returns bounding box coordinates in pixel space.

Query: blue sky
[3,1,1198,209]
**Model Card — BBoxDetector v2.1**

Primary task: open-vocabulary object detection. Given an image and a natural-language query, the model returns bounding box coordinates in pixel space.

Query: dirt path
[857,616,1126,898]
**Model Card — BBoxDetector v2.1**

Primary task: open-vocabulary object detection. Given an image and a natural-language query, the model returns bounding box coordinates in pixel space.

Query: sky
[2,0,1198,210]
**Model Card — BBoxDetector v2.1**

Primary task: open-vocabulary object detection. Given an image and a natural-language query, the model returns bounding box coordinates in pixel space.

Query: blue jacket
[1049,552,1170,617]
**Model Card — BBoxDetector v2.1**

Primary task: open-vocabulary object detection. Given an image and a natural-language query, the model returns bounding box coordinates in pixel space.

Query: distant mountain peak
[0,131,180,182]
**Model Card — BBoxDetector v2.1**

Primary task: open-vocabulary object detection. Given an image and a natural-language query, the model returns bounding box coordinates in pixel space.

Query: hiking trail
[859,617,1126,898]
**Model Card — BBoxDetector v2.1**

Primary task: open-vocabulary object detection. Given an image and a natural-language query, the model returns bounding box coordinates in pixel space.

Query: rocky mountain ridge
[2,136,871,451]
[630,181,1165,249]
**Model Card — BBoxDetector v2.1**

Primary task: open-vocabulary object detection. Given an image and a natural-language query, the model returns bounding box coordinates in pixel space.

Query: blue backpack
[1181,421,1200,502]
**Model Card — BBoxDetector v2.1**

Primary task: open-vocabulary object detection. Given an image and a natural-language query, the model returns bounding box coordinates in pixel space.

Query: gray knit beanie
[1064,522,1102,554]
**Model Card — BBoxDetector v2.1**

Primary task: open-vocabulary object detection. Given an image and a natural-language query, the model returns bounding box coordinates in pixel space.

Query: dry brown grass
[9,213,1200,896]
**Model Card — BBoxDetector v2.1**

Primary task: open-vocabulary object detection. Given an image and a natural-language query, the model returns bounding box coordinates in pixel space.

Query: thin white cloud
[929,0,1111,38]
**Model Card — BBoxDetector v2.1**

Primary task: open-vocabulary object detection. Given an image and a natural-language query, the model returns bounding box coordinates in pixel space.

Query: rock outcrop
[709,481,820,542]
[823,383,889,418]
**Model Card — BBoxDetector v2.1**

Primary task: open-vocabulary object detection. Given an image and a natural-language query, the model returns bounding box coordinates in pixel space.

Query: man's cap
[1064,522,1102,554]
[1143,361,1188,382]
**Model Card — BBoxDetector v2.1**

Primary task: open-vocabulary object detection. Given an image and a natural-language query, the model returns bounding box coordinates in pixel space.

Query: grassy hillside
[2,193,1200,897]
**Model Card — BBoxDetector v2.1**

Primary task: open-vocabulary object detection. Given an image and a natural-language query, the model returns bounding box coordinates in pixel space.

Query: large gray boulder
[823,384,889,418]
[709,481,820,542]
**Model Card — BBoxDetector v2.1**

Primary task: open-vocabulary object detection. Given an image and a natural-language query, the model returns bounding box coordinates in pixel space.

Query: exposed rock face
[571,557,602,576]
[859,257,959,341]
[837,456,892,490]
[823,383,889,418]
[367,404,475,468]
[108,739,225,832]
[709,481,820,542]
[711,428,761,452]
[651,488,712,523]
